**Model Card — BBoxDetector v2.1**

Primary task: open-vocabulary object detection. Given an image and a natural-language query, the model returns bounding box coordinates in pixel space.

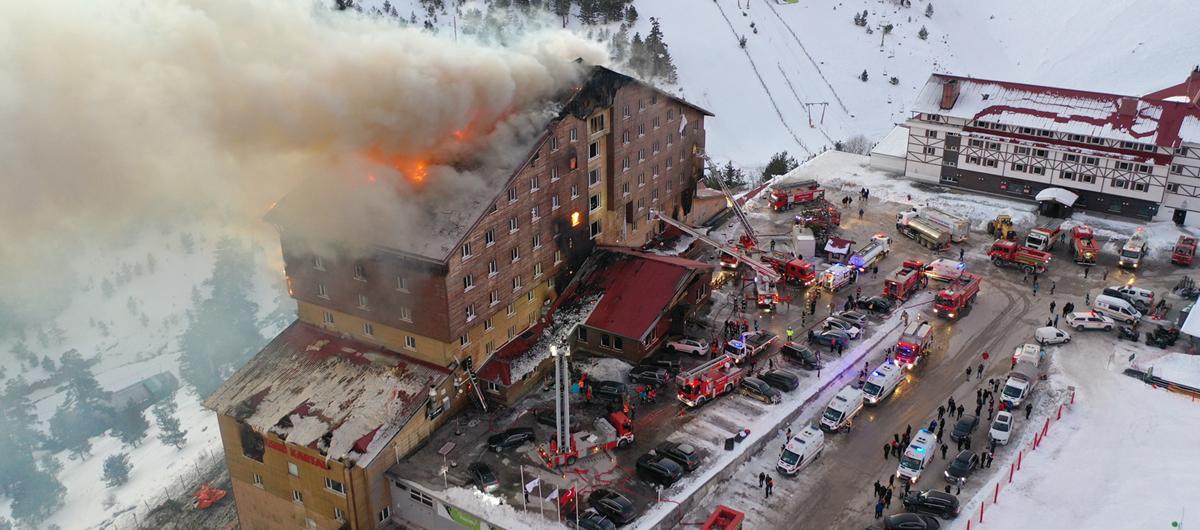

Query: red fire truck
[894,322,933,369]
[932,272,981,319]
[1172,236,1197,266]
[544,412,634,467]
[769,179,824,211]
[987,239,1051,274]
[676,354,748,407]
[794,199,842,230]
[759,253,817,286]
[1070,225,1100,266]
[883,260,927,301]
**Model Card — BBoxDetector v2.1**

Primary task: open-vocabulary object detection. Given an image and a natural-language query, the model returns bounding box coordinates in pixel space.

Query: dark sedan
[759,369,800,392]
[638,357,682,375]
[467,462,498,493]
[867,513,941,530]
[944,450,979,484]
[487,427,535,452]
[572,509,616,530]
[739,377,782,404]
[628,366,670,386]
[656,441,703,471]
[808,329,851,349]
[950,415,979,442]
[903,490,960,519]
[636,452,684,487]
[857,296,895,314]
[591,381,627,403]
[780,343,822,370]
[588,488,635,525]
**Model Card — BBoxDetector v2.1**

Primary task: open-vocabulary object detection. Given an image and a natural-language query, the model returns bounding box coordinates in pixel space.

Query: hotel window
[1083,157,1098,166]
[924,147,936,155]
[590,220,602,239]
[531,175,540,192]
[1088,136,1104,145]
[488,259,498,276]
[356,294,369,310]
[484,318,493,331]
[335,507,346,522]
[1070,134,1086,143]
[362,322,374,336]
[532,205,541,221]
[571,184,579,198]
[1121,141,1138,150]
[509,217,519,232]
[1168,183,1180,193]
[1117,162,1132,171]
[1011,163,1027,172]
[459,335,470,347]
[552,194,561,209]
[653,141,660,154]
[1080,173,1095,184]
[638,149,646,162]
[317,283,328,298]
[637,197,645,210]
[288,463,300,477]
[925,129,938,138]
[666,157,673,169]
[508,187,518,202]
[322,311,335,325]
[551,166,560,180]
[461,241,473,259]
[490,290,500,306]
[639,98,645,111]
[653,116,661,129]
[252,473,263,487]
[1034,149,1048,158]
[507,304,516,316]
[652,189,659,201]
[405,336,417,349]
[589,169,601,186]
[555,250,563,264]
[987,142,1001,150]
[293,490,304,504]
[667,133,674,146]
[1137,164,1152,174]
[589,142,599,159]
[1061,171,1076,181]
[400,306,412,322]
[550,136,559,151]
[533,233,543,249]
[1172,164,1184,174]
[652,164,660,177]
[666,179,673,191]
[353,263,366,280]
[622,131,631,144]
[380,506,393,521]
[590,194,601,211]
[486,341,496,354]
[651,93,659,105]
[512,276,523,291]
[1030,166,1045,175]
[667,109,675,121]
[577,327,588,341]
[313,255,324,270]
[968,139,984,148]
[511,246,521,262]
[1020,127,1035,135]
[638,123,646,136]
[1112,179,1129,189]
[485,229,495,246]
[623,182,630,195]
[984,159,998,168]
[569,128,578,142]
[590,115,605,133]
[623,105,631,118]
[326,478,346,495]
[966,156,980,165]
[462,274,474,291]
[1064,154,1079,163]
[1175,146,1190,156]
[1014,146,1030,155]
[1038,129,1053,138]
[466,304,477,321]
[534,262,544,277]
[638,172,646,187]
[1132,181,1148,192]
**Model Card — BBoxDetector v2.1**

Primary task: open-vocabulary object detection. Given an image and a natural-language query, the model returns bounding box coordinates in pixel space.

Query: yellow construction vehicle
[987,214,1017,241]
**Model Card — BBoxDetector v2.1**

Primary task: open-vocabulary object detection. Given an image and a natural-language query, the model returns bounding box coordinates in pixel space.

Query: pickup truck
[724,331,778,363]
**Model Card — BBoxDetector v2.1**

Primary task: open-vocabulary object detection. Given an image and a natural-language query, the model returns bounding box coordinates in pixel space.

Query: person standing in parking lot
[875,499,885,519]
[883,443,891,460]
[765,477,774,499]
[1025,402,1034,419]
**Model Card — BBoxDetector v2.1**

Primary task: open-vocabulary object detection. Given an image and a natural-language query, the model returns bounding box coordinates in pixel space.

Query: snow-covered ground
[1140,351,1200,389]
[0,224,291,528]
[949,336,1200,529]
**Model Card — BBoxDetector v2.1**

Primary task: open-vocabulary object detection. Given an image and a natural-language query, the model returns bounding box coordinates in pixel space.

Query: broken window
[239,422,264,463]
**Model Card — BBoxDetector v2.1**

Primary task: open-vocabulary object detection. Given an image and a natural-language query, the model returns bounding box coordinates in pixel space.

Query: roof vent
[982,94,990,101]
[939,79,961,110]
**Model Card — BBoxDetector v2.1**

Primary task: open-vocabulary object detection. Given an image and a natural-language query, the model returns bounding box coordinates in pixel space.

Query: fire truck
[894,321,933,369]
[988,239,1051,274]
[1024,222,1062,252]
[676,354,748,407]
[1172,235,1197,266]
[932,272,981,319]
[544,412,635,467]
[768,178,824,211]
[1070,225,1100,265]
[883,260,928,301]
[849,234,891,272]
[896,211,951,250]
[759,252,817,286]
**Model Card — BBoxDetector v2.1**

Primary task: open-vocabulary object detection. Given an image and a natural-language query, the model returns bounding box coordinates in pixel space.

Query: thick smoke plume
[0,0,607,325]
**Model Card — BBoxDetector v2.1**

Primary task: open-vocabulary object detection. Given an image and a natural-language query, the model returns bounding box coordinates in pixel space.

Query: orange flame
[364,146,429,186]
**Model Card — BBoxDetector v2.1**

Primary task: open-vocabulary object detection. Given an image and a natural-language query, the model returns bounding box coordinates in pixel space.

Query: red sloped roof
[584,251,709,340]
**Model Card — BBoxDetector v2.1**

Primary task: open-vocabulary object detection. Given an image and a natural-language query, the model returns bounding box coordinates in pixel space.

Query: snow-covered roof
[871,126,909,158]
[1180,115,1200,146]
[1035,187,1079,207]
[912,74,1200,149]
[204,321,449,467]
[1181,306,1200,339]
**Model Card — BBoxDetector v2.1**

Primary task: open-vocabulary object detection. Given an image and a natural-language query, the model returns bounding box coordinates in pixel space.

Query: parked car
[759,369,800,392]
[808,329,851,349]
[836,310,870,327]
[902,490,960,520]
[823,317,863,339]
[989,411,1013,446]
[591,381,628,403]
[636,452,685,486]
[739,377,782,404]
[571,508,616,530]
[1066,311,1115,331]
[535,410,581,432]
[857,296,895,314]
[656,441,703,472]
[780,343,822,370]
[487,427,536,452]
[949,415,979,442]
[666,337,709,356]
[943,450,979,484]
[638,357,682,375]
[1034,326,1071,345]
[467,462,499,493]
[868,513,942,530]
[628,366,670,386]
[588,489,635,525]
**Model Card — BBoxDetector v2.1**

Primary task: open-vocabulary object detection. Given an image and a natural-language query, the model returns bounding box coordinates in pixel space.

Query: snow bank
[578,357,633,383]
[1142,352,1200,389]
[441,486,565,530]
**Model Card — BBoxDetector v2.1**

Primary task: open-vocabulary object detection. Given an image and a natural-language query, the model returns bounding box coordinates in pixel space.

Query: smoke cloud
[0,0,607,325]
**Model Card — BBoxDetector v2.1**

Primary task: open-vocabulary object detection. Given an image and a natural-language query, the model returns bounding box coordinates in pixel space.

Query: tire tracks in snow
[762,0,851,116]
[710,0,812,156]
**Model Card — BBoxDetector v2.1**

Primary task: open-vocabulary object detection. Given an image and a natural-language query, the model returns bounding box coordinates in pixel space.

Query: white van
[776,425,825,475]
[1093,294,1142,324]
[862,361,904,405]
[897,429,938,483]
[1011,344,1046,367]
[819,386,865,432]
[1034,326,1071,345]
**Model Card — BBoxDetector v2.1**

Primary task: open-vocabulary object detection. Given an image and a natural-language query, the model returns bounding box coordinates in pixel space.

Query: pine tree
[41,356,55,372]
[628,33,649,77]
[625,4,638,24]
[112,403,151,447]
[7,455,64,524]
[154,399,188,449]
[762,151,799,180]
[610,26,630,62]
[552,0,571,27]
[577,0,598,25]
[101,277,115,298]
[925,2,933,17]
[644,18,678,83]
[102,453,132,488]
[860,69,869,82]
[919,25,928,39]
[1,377,46,498]
[50,350,115,459]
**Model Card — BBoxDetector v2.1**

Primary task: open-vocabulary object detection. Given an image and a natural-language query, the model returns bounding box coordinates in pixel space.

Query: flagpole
[520,465,527,512]
[538,478,545,517]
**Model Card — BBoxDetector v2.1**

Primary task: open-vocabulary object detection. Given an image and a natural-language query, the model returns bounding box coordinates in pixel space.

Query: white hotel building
[899,69,1200,223]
